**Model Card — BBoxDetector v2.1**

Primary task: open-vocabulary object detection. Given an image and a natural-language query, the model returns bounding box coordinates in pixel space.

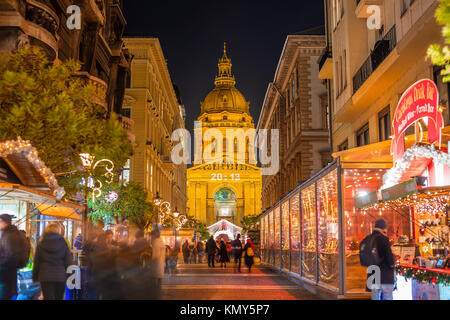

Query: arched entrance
[213,187,237,223]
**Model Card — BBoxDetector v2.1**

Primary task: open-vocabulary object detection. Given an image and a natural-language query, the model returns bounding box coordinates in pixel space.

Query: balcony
[355,0,384,19]
[74,72,108,109]
[25,0,59,38]
[353,25,396,94]
[118,114,135,142]
[318,45,333,79]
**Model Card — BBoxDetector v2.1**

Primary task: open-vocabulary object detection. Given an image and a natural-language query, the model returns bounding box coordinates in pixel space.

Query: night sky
[122,1,324,131]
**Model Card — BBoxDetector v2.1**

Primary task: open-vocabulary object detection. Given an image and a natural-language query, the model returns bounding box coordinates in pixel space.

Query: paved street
[162,263,322,300]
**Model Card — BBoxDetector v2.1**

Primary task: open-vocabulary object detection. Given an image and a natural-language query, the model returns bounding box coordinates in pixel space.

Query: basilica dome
[200,44,250,115]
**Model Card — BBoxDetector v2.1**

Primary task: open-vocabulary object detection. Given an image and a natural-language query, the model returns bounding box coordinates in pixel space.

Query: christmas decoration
[396,265,450,286]
[0,137,65,199]
[382,144,450,190]
[105,191,119,204]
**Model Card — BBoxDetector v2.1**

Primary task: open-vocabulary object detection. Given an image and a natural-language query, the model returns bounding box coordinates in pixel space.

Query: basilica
[186,44,262,229]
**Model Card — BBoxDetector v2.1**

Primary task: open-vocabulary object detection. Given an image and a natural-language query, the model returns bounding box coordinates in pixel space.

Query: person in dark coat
[244,238,255,273]
[218,240,229,268]
[73,234,83,250]
[0,214,22,300]
[205,236,217,268]
[368,218,395,300]
[182,240,190,264]
[33,224,72,300]
[231,234,243,272]
[196,241,205,264]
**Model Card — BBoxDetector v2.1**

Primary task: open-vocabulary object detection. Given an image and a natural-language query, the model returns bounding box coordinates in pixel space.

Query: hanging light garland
[0,137,65,199]
[382,144,450,190]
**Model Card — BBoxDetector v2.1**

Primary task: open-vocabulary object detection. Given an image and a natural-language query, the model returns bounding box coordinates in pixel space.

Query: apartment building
[318,0,445,154]
[123,38,187,215]
[258,27,330,211]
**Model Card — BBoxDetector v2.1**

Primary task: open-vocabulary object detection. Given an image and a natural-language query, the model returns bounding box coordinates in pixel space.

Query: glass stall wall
[290,193,301,274]
[342,168,411,294]
[274,206,281,267]
[268,210,274,265]
[281,201,290,271]
[261,214,265,263]
[317,169,339,291]
[264,214,270,264]
[301,184,317,281]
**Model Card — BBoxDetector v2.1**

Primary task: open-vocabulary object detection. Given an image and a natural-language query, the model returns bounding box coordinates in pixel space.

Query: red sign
[391,79,442,162]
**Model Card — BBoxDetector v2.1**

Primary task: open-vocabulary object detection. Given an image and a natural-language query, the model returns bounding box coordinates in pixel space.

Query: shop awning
[0,183,83,220]
[333,126,450,166]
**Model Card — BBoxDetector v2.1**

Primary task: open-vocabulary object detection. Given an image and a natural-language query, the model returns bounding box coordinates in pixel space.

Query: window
[335,61,340,96]
[378,106,391,141]
[356,123,370,147]
[321,95,328,129]
[343,50,347,89]
[122,108,131,118]
[338,140,348,151]
[401,0,409,15]
[120,159,130,184]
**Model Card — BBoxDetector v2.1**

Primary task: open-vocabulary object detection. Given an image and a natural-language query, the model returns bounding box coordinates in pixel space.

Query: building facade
[0,0,134,138]
[123,37,187,215]
[186,45,262,227]
[258,29,330,211]
[320,0,445,154]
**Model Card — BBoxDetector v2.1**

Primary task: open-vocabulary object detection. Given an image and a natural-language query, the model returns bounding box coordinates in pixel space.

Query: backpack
[15,231,31,270]
[359,233,381,267]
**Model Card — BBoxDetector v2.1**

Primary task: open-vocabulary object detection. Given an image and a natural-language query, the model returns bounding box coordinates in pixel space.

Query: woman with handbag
[244,238,255,273]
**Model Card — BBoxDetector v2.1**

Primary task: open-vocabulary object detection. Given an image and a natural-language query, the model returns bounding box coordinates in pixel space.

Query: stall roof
[0,183,83,220]
[332,127,450,166]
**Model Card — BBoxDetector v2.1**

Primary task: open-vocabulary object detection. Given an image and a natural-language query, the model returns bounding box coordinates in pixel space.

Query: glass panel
[264,214,269,263]
[343,168,411,294]
[301,184,317,281]
[268,210,274,264]
[281,201,290,271]
[290,193,300,274]
[317,169,339,290]
[274,206,281,267]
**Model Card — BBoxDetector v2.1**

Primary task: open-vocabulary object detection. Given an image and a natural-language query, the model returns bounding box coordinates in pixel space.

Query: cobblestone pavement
[161,263,322,300]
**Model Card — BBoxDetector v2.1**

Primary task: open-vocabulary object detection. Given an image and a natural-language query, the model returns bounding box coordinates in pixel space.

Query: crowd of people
[204,234,255,272]
[1,211,259,300]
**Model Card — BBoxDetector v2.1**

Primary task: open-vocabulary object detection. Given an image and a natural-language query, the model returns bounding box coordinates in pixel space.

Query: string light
[0,137,65,199]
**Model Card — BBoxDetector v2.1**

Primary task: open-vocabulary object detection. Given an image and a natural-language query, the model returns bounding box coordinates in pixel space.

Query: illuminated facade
[187,45,262,227]
[123,38,187,215]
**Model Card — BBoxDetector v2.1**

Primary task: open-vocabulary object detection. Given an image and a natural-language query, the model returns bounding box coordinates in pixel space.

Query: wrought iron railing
[353,25,396,94]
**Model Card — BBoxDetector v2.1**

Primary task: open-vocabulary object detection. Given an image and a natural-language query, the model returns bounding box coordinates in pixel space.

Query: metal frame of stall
[260,159,393,297]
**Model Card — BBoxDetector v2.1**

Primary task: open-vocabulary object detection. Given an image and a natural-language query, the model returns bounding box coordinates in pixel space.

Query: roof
[293,25,325,35]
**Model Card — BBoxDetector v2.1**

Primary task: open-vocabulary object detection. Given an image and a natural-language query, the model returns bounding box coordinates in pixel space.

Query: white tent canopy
[207,219,243,240]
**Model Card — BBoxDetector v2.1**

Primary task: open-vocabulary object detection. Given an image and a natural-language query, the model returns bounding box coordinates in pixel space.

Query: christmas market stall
[0,138,84,254]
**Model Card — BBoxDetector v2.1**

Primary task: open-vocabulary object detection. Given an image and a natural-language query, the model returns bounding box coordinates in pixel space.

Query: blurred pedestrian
[219,240,229,268]
[167,244,179,276]
[33,224,72,300]
[188,241,197,264]
[0,214,26,300]
[149,229,165,300]
[244,238,255,273]
[182,240,190,264]
[205,236,216,268]
[197,241,205,264]
[231,234,243,273]
[73,233,83,250]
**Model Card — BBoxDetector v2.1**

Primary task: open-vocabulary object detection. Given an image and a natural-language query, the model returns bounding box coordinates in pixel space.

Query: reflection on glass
[317,169,339,290]
[342,168,411,294]
[290,194,300,274]
[268,210,274,264]
[301,184,317,281]
[274,206,281,266]
[281,201,290,271]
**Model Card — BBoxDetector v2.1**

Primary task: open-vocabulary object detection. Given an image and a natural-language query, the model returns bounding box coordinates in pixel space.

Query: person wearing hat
[369,218,395,300]
[0,214,21,300]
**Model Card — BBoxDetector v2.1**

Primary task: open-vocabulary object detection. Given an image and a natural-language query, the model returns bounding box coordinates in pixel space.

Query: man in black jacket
[205,236,217,268]
[0,214,21,300]
[231,234,243,272]
[369,218,395,300]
